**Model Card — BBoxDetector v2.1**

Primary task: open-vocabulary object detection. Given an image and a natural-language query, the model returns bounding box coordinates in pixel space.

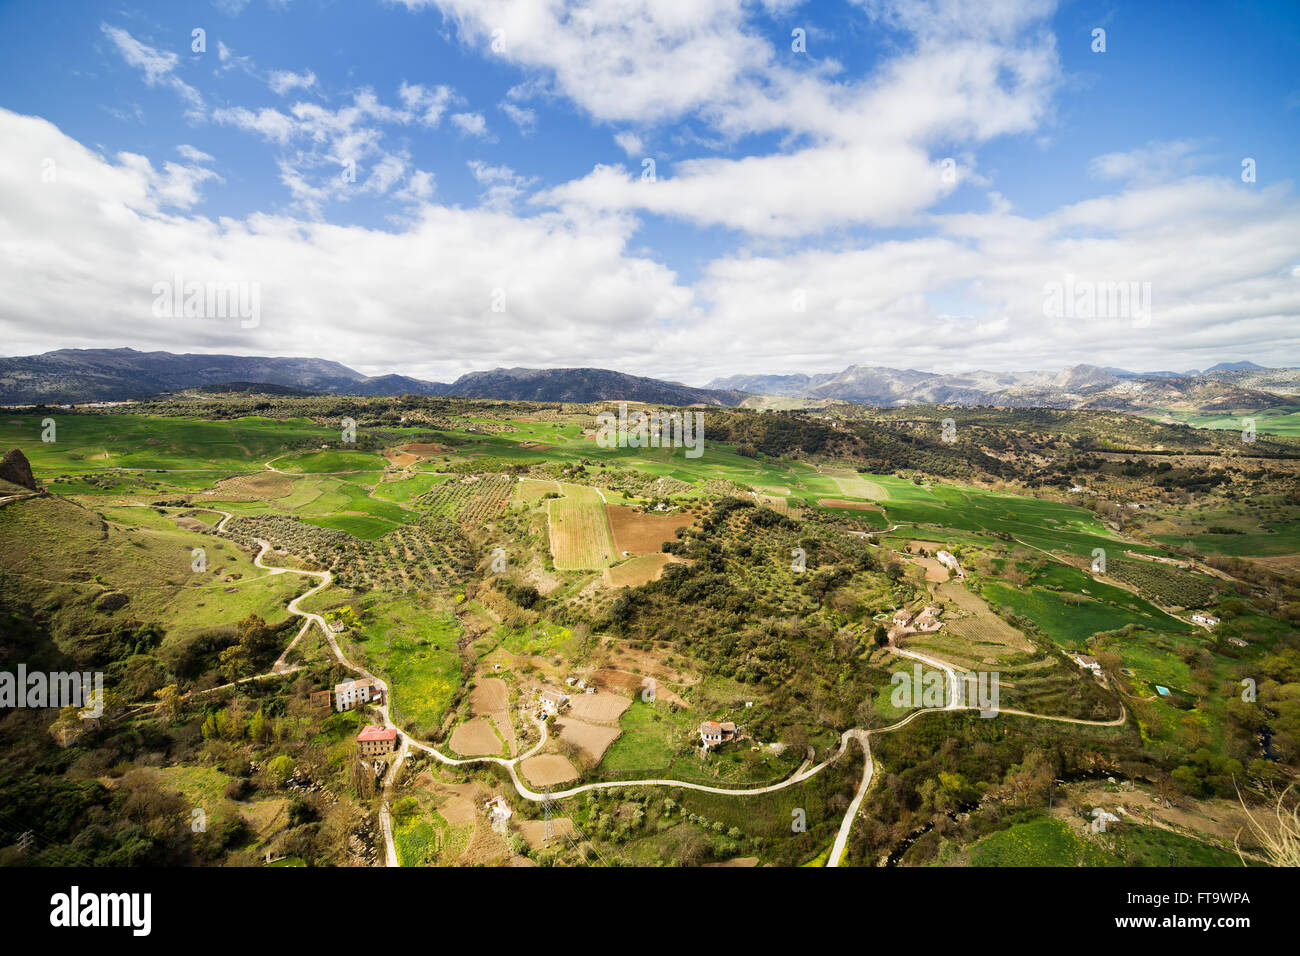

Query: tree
[153,684,181,724]
[267,755,294,787]
[1005,750,1053,807]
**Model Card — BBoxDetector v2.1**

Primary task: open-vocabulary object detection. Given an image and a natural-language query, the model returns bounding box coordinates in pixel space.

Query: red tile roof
[357,725,397,742]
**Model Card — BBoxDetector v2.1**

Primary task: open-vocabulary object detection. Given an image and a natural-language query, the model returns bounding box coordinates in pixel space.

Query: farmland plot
[568,691,632,725]
[519,754,579,787]
[450,717,504,757]
[547,484,616,570]
[554,718,621,764]
[513,477,561,505]
[605,504,692,555]
[604,553,683,587]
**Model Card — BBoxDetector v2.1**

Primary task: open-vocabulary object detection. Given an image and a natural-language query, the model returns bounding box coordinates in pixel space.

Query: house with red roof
[356,724,398,756]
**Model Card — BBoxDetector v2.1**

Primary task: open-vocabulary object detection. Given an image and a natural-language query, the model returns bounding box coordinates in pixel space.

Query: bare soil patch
[399,442,449,457]
[604,553,684,587]
[472,678,518,755]
[519,754,579,787]
[470,678,509,714]
[554,718,621,763]
[384,450,418,468]
[491,712,518,757]
[1245,553,1300,576]
[605,504,692,555]
[211,472,294,499]
[519,817,574,849]
[900,552,949,583]
[436,795,478,826]
[591,668,688,709]
[568,691,632,725]
[817,498,883,511]
[460,823,510,865]
[449,718,503,757]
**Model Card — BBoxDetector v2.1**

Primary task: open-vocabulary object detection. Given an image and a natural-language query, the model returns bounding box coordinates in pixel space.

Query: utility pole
[543,787,554,844]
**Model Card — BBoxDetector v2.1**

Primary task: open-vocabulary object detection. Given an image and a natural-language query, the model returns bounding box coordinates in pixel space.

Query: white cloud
[542,146,963,237]
[3,108,1298,381]
[268,69,318,96]
[613,132,644,157]
[399,82,455,126]
[450,111,491,139]
[391,0,1060,235]
[216,40,257,77]
[101,24,204,117]
[468,160,537,210]
[394,168,436,203]
[1089,139,1209,185]
[212,89,450,215]
[499,101,536,133]
[212,106,296,145]
[176,144,214,163]
[0,109,693,381]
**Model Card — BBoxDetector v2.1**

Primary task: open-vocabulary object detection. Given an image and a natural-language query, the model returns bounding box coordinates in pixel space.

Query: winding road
[198,505,1131,868]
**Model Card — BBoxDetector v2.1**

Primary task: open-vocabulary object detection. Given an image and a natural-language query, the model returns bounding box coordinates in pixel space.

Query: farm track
[184,505,1132,868]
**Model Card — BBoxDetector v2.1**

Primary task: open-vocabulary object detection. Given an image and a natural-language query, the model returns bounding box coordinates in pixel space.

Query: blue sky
[0,0,1297,383]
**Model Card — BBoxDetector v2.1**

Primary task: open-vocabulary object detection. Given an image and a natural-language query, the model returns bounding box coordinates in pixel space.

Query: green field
[981,579,1192,650]
[600,699,685,773]
[964,816,1240,866]
[1150,405,1300,438]
[546,483,616,570]
[342,595,465,736]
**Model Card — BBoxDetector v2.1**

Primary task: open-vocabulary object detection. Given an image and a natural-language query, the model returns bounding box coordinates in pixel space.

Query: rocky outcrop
[0,448,36,491]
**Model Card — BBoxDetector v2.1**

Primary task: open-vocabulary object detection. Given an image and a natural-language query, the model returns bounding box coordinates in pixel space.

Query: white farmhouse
[935,550,964,578]
[1071,654,1103,677]
[538,689,569,716]
[335,678,376,712]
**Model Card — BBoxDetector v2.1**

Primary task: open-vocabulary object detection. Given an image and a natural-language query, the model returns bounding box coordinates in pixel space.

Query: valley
[1,395,1296,867]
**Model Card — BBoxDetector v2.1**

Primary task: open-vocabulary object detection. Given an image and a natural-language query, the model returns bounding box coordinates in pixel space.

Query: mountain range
[1,348,1296,413]
[711,363,1298,411]
[0,348,746,406]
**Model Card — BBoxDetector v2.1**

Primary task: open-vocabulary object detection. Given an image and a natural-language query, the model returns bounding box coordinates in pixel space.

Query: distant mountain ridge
[0,348,745,406]
[1,347,1295,412]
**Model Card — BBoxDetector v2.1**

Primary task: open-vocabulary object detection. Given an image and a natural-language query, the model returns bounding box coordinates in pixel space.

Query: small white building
[1090,808,1121,833]
[1071,654,1103,677]
[935,550,964,578]
[699,720,737,749]
[913,605,943,632]
[485,796,512,833]
[1191,612,1219,628]
[538,689,569,716]
[335,678,376,712]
